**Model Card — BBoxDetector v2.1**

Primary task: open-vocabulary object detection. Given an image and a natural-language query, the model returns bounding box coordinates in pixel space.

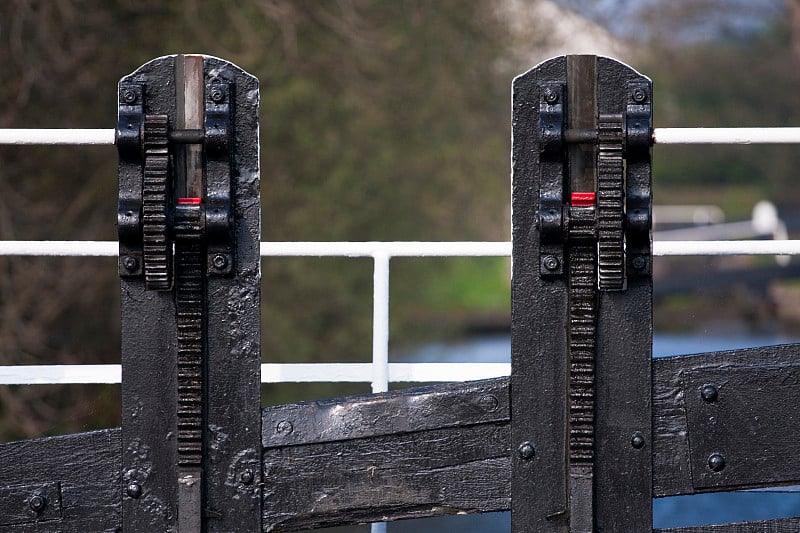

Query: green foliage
[0,0,513,436]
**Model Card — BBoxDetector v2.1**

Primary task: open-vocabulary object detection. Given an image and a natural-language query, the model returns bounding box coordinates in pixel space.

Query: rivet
[276,420,293,435]
[543,87,559,104]
[518,441,535,460]
[126,481,143,499]
[210,87,226,103]
[212,254,228,270]
[542,255,560,271]
[632,255,647,271]
[631,432,645,449]
[477,394,499,412]
[28,494,47,513]
[122,255,138,272]
[632,88,647,103]
[708,453,726,472]
[701,384,719,403]
[122,89,137,104]
[239,469,255,485]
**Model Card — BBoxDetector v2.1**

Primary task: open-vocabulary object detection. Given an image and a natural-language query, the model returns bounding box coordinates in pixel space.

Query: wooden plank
[258,343,800,530]
[262,424,510,532]
[655,516,800,532]
[652,344,800,497]
[262,378,508,448]
[511,55,570,533]
[118,55,179,531]
[203,56,262,533]
[0,429,120,532]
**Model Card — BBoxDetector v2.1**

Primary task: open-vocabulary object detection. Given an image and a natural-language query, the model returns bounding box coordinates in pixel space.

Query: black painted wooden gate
[1,54,799,532]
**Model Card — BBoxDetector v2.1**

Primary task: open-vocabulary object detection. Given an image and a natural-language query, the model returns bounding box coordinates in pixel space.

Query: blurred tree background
[0,0,797,440]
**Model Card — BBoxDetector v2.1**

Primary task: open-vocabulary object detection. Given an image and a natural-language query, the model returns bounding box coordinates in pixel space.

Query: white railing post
[371,252,391,394]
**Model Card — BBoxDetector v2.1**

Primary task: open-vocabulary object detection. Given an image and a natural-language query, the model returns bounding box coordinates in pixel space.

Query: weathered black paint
[0,54,799,533]
[511,55,653,532]
[117,54,261,532]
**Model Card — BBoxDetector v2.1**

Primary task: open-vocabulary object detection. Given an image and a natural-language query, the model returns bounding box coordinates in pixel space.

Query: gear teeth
[143,115,172,291]
[597,115,625,291]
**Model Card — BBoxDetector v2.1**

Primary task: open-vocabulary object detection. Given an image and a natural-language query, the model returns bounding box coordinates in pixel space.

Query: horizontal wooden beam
[654,516,800,532]
[0,428,120,531]
[2,345,800,530]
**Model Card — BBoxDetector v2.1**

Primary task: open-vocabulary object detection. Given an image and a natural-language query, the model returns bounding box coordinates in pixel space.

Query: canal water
[375,332,800,532]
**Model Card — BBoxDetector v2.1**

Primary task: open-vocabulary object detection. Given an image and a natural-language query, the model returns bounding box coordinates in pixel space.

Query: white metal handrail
[1,238,799,388]
[6,127,800,145]
[2,124,800,391]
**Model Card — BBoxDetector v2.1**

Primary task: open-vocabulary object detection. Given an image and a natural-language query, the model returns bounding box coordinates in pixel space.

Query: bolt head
[518,441,535,460]
[631,432,646,449]
[210,87,226,103]
[632,88,647,103]
[122,255,138,272]
[28,495,47,513]
[543,88,559,104]
[632,255,647,271]
[240,469,255,485]
[122,89,137,104]
[708,453,726,472]
[126,481,143,499]
[542,255,560,272]
[276,420,293,435]
[701,384,719,403]
[212,254,229,270]
[477,394,499,412]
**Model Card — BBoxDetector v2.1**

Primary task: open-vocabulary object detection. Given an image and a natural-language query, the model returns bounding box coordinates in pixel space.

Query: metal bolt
[122,255,138,272]
[542,255,560,272]
[701,384,719,403]
[122,89,137,104]
[276,420,293,436]
[631,432,645,449]
[239,469,255,485]
[632,255,647,271]
[28,495,47,513]
[518,441,535,460]
[708,453,726,472]
[212,254,229,270]
[210,87,226,103]
[632,88,647,103]
[477,394,499,412]
[543,87,559,104]
[126,481,143,499]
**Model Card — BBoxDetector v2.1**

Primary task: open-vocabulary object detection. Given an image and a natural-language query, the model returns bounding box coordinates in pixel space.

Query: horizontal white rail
[0,363,511,385]
[5,128,800,145]
[0,129,115,145]
[2,240,800,257]
[654,127,800,144]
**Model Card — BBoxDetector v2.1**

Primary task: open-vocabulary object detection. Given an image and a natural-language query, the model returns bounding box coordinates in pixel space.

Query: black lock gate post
[511,55,654,532]
[117,54,261,532]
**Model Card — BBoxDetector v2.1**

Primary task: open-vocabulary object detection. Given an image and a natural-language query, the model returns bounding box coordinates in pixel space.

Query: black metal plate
[685,363,800,490]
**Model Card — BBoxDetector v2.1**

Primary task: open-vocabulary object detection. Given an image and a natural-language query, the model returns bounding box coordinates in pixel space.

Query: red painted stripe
[571,192,596,207]
[177,197,202,205]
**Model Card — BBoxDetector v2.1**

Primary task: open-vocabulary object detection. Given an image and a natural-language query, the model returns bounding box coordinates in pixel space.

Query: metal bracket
[204,79,234,277]
[625,80,653,278]
[117,83,145,279]
[537,82,565,278]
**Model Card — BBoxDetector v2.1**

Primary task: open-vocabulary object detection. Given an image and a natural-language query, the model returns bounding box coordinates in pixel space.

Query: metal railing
[1,127,800,391]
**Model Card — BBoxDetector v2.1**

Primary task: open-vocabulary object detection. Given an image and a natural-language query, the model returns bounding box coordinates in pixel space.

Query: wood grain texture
[0,429,120,532]
[262,378,511,531]
[263,378,508,448]
[655,516,800,532]
[652,344,800,497]
[263,424,510,532]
